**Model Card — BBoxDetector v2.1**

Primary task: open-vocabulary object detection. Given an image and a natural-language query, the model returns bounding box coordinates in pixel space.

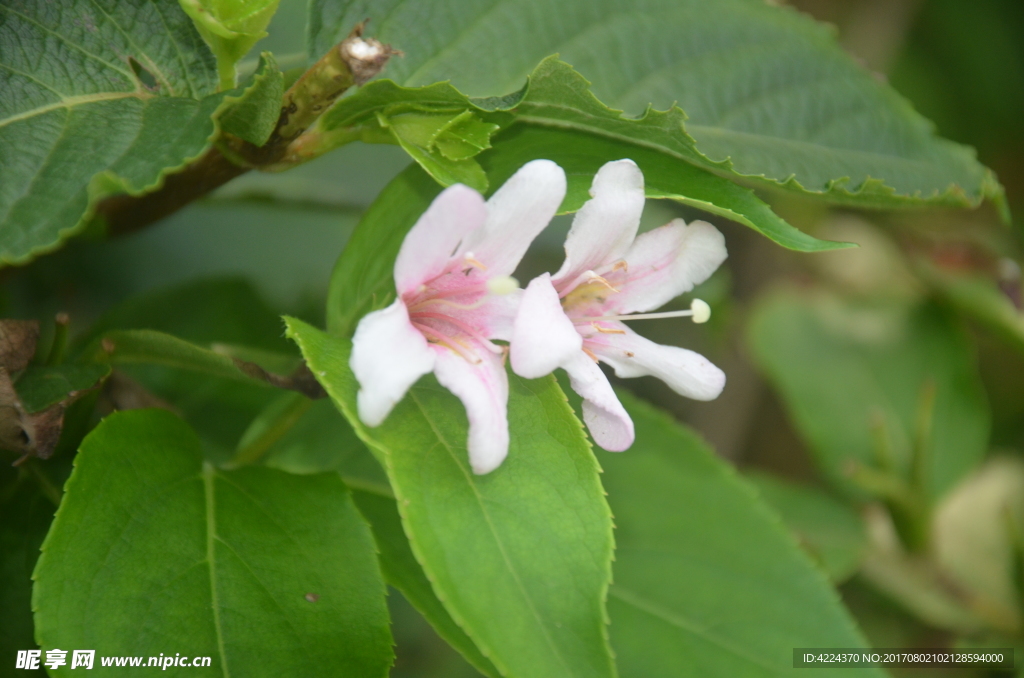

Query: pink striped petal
[591,325,725,401]
[394,184,487,296]
[351,300,436,426]
[562,351,634,451]
[459,160,566,277]
[432,344,510,474]
[552,160,645,290]
[607,219,727,315]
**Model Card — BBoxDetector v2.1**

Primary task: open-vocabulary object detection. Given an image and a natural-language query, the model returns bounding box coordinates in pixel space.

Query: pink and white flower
[350,160,567,474]
[510,159,727,451]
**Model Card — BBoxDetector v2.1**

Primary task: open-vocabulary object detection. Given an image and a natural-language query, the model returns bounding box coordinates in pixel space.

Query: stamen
[463,252,487,271]
[579,298,712,324]
[409,312,503,353]
[415,324,483,364]
[584,272,620,293]
[591,322,626,334]
[582,346,600,362]
[409,297,486,312]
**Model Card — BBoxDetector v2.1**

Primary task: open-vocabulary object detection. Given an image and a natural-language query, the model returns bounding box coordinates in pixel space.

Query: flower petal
[562,351,634,451]
[552,159,645,290]
[590,325,726,401]
[510,274,583,379]
[432,345,510,474]
[608,219,727,315]
[459,159,566,277]
[394,183,487,296]
[350,300,436,426]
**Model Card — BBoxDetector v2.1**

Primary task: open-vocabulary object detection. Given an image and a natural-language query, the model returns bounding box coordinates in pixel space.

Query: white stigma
[580,298,712,324]
[690,298,711,324]
[486,275,519,296]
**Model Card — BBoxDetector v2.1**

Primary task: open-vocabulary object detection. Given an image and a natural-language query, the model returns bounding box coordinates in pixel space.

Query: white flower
[350,160,567,474]
[510,159,727,451]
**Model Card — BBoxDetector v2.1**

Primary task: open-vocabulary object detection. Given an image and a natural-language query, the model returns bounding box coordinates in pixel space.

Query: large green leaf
[599,392,882,678]
[748,290,990,502]
[0,0,276,267]
[350,486,501,678]
[310,0,1004,214]
[482,125,850,252]
[286,318,616,678]
[33,409,393,676]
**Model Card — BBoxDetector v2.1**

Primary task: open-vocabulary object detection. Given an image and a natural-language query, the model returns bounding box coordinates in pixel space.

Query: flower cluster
[350,159,727,473]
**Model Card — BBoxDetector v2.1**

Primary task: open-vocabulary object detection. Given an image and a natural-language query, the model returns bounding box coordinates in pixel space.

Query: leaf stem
[228,392,312,467]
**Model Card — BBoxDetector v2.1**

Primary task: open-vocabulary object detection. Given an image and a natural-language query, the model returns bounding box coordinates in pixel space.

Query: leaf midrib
[608,586,786,675]
[406,388,577,677]
[202,463,231,678]
[0,91,153,130]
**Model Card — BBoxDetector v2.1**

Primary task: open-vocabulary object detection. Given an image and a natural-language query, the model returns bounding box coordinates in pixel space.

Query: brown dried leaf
[0,319,40,372]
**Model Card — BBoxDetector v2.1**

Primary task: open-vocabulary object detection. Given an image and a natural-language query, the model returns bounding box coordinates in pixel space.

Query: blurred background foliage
[1,0,1023,675]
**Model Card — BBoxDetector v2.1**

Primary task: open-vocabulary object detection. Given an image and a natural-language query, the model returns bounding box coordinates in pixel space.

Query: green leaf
[598,392,883,677]
[326,164,441,336]
[744,471,867,583]
[217,52,284,146]
[379,109,497,193]
[482,125,850,252]
[14,364,110,413]
[914,257,1024,356]
[73,278,299,462]
[33,409,393,676]
[0,0,219,266]
[179,0,282,89]
[285,318,617,678]
[82,328,281,385]
[0,1,288,268]
[350,486,501,678]
[309,2,1004,214]
[75,277,294,354]
[748,290,990,502]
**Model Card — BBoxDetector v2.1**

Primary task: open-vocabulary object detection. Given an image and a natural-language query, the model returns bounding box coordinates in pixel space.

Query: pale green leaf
[286,318,617,678]
[598,392,883,677]
[310,1,1004,214]
[33,409,393,676]
[744,471,867,583]
[914,257,1024,356]
[179,0,282,88]
[748,290,990,501]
